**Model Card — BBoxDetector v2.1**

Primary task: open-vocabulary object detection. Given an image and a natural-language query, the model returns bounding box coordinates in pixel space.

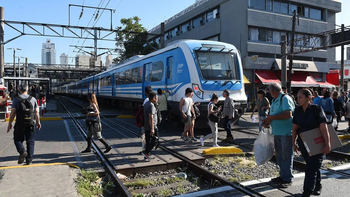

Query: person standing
[318,91,336,124]
[81,93,111,153]
[179,88,196,142]
[200,94,221,147]
[222,89,235,142]
[141,92,159,161]
[263,82,295,188]
[292,89,331,197]
[157,88,170,132]
[332,91,344,130]
[251,89,270,132]
[312,91,321,105]
[7,84,41,165]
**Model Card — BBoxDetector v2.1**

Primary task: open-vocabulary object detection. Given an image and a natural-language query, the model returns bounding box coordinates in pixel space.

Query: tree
[114,16,158,63]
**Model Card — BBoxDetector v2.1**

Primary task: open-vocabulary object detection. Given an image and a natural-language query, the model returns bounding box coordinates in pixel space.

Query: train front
[182,40,247,125]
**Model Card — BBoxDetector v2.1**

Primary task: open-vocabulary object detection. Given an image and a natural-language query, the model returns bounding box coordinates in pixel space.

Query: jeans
[223,116,233,137]
[14,126,36,162]
[297,136,323,192]
[160,111,168,131]
[144,129,158,154]
[274,135,294,182]
[203,120,218,145]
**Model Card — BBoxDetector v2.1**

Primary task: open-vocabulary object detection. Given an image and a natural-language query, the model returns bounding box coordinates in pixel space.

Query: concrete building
[89,52,101,67]
[75,54,90,67]
[41,39,56,66]
[105,54,113,69]
[60,53,68,66]
[148,0,341,94]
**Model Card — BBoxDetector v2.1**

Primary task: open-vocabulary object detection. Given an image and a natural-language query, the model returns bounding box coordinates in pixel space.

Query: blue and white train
[54,40,247,119]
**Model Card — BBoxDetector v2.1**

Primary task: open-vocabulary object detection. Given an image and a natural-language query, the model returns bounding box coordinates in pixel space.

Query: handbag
[208,104,220,122]
[86,115,99,123]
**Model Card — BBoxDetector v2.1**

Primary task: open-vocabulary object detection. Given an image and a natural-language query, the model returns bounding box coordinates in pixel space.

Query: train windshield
[195,51,238,80]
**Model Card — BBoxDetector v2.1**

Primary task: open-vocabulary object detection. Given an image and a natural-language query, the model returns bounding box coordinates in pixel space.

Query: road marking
[0,162,79,170]
[64,120,83,168]
[0,141,12,156]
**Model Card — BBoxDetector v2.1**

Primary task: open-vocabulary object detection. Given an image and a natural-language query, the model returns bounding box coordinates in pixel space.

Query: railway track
[57,96,266,197]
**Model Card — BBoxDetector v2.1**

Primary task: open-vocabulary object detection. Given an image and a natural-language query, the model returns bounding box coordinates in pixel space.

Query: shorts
[87,122,102,139]
[185,114,192,126]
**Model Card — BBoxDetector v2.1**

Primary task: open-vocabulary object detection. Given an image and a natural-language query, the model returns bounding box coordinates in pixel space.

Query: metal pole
[281,35,287,88]
[160,22,165,49]
[340,24,345,91]
[94,29,97,68]
[288,10,297,94]
[13,49,16,77]
[0,7,4,78]
[18,56,20,77]
[25,57,28,77]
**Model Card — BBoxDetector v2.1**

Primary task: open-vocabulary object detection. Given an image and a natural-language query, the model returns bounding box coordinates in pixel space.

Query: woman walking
[81,93,112,153]
[200,94,221,147]
[292,89,331,197]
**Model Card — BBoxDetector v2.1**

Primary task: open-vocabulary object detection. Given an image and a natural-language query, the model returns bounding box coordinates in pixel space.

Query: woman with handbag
[292,89,331,197]
[81,93,112,153]
[200,93,221,147]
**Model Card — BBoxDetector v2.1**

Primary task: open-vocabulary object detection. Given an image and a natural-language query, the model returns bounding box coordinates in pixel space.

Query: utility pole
[288,10,297,94]
[0,7,4,78]
[340,24,345,91]
[7,48,21,77]
[281,35,287,89]
[17,56,20,77]
[25,57,28,77]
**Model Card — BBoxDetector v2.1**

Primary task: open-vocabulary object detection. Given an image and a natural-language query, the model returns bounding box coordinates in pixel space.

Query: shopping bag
[332,118,338,128]
[254,128,274,166]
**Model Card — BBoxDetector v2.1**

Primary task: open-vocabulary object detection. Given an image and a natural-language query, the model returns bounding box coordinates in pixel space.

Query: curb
[5,117,63,122]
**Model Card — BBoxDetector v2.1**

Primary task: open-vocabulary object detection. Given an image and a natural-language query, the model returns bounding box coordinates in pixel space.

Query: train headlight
[192,84,204,99]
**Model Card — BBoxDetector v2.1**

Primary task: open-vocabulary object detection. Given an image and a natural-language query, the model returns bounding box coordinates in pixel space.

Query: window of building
[310,8,321,20]
[248,0,266,10]
[266,0,273,11]
[281,2,288,14]
[249,28,259,41]
[258,29,272,42]
[304,7,309,18]
[149,61,164,82]
[181,22,191,33]
[206,8,219,22]
[289,4,297,15]
[192,15,204,28]
[273,1,281,12]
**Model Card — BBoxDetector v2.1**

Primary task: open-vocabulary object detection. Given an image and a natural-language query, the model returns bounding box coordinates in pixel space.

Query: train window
[167,57,173,79]
[132,67,142,83]
[144,63,151,82]
[119,71,125,85]
[150,61,164,82]
[124,70,132,84]
[196,51,237,80]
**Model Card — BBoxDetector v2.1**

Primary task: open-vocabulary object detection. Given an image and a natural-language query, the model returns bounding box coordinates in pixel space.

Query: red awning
[255,70,280,85]
[326,72,339,86]
[0,85,7,90]
[291,72,319,87]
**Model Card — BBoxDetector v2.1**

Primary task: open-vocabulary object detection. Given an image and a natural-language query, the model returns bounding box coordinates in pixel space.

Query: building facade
[60,53,68,66]
[75,55,90,67]
[41,39,56,66]
[105,54,113,69]
[148,0,342,94]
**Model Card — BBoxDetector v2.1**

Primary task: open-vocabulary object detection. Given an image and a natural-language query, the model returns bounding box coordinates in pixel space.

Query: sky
[1,0,349,65]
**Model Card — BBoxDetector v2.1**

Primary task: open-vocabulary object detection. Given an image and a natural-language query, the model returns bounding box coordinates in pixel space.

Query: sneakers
[184,137,191,143]
[213,144,220,147]
[191,137,198,142]
[141,151,150,162]
[222,136,234,142]
[270,177,284,183]
[278,181,292,188]
[312,184,322,195]
[18,152,28,164]
[104,146,112,153]
[200,138,204,146]
[81,148,91,153]
[26,160,32,165]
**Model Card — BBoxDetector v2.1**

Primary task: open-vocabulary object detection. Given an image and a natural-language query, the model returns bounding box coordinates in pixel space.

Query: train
[53,39,247,124]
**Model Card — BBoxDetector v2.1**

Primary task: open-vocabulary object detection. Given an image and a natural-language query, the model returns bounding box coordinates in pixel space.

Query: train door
[166,57,173,90]
[142,62,151,100]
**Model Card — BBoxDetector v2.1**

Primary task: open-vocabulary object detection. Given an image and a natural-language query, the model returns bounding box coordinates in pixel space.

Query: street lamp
[251,55,258,101]
[7,48,21,77]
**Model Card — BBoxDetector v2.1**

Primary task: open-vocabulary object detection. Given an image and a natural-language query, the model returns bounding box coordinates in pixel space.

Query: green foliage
[124,179,154,187]
[156,189,173,196]
[115,16,158,63]
[76,170,102,197]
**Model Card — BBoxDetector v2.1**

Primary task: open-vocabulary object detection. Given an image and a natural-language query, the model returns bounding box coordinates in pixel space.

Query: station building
[148,0,342,98]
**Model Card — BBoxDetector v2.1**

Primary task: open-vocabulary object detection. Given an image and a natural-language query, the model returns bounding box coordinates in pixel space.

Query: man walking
[141,92,159,161]
[263,82,295,188]
[7,84,41,165]
[222,89,235,142]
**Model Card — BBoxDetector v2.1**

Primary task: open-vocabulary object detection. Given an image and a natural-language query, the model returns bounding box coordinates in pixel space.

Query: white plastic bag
[332,118,338,128]
[254,128,274,166]
[252,115,256,123]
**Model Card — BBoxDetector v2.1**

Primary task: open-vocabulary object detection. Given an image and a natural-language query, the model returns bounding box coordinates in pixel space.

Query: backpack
[281,93,298,108]
[16,96,34,128]
[135,105,144,128]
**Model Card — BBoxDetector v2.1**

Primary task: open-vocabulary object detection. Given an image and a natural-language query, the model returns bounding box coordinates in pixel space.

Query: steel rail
[61,96,266,197]
[56,98,132,197]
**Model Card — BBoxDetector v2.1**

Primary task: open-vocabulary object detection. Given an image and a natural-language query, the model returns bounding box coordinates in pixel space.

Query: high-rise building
[41,39,56,66]
[105,54,113,68]
[60,53,68,66]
